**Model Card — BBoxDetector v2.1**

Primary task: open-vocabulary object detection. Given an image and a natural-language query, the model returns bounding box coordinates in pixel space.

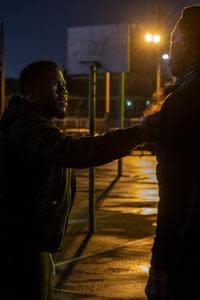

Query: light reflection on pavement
[53,155,158,299]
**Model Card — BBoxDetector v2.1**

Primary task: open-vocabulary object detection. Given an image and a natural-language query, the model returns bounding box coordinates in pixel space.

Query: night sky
[0,0,200,77]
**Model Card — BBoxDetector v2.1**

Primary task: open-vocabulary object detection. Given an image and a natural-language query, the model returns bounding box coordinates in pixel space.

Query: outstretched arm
[17,112,159,168]
[20,122,143,168]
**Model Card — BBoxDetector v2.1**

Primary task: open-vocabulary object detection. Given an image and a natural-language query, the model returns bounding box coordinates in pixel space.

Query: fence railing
[55,116,141,133]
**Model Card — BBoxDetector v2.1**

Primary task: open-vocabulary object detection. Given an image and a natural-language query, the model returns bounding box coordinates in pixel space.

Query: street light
[153,34,161,44]
[145,33,161,101]
[162,53,169,60]
[145,33,153,42]
[145,33,160,44]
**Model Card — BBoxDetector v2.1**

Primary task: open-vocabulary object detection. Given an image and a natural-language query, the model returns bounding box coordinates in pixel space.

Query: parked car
[63,128,90,137]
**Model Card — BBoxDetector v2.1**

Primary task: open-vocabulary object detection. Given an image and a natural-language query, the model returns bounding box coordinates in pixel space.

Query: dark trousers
[1,247,53,300]
[168,263,199,300]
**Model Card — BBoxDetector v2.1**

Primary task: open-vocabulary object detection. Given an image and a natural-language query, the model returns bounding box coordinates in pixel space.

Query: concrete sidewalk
[52,154,158,299]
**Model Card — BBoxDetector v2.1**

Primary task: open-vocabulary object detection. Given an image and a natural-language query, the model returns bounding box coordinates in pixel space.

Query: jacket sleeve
[18,120,144,168]
[150,164,197,270]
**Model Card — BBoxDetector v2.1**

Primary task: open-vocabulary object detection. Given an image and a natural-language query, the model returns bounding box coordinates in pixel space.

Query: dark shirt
[151,66,200,269]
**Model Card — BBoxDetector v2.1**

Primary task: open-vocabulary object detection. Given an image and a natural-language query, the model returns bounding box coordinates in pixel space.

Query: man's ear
[182,35,194,62]
[23,85,35,103]
[182,35,188,56]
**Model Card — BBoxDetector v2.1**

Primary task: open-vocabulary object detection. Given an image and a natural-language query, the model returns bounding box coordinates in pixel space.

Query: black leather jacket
[151,65,200,269]
[0,96,143,252]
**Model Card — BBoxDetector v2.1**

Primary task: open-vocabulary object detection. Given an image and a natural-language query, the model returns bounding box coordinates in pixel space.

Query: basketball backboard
[67,24,129,75]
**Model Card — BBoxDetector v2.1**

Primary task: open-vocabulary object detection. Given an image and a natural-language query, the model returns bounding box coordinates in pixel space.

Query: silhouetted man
[145,5,200,300]
[0,61,154,300]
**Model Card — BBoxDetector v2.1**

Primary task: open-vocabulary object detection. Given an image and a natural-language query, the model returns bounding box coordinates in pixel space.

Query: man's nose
[58,84,67,94]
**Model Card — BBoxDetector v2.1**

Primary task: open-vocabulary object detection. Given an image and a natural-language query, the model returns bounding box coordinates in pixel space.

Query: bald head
[179,6,200,35]
[169,6,200,77]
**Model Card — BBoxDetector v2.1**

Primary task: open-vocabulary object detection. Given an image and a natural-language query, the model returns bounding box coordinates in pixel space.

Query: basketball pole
[118,72,125,177]
[88,62,97,234]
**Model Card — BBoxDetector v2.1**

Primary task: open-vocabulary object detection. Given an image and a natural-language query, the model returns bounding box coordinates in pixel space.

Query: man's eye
[50,81,67,90]
[50,81,57,86]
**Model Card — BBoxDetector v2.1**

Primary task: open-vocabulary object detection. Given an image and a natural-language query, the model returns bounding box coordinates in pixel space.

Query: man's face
[32,67,68,119]
[169,21,187,77]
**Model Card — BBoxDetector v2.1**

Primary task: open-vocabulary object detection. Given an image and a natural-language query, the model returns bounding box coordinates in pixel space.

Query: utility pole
[154,0,165,102]
[0,22,5,115]
[156,47,161,102]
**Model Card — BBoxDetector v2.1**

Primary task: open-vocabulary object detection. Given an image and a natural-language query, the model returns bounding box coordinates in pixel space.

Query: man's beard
[169,53,188,78]
[54,107,67,119]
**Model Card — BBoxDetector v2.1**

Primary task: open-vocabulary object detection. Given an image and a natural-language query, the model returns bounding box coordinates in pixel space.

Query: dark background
[1,0,200,119]
[1,0,200,78]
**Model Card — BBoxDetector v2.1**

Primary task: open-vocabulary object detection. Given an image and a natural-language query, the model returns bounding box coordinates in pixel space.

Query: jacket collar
[173,65,200,91]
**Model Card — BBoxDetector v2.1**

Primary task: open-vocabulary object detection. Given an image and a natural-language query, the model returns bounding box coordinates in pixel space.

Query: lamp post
[145,33,161,102]
[0,22,5,115]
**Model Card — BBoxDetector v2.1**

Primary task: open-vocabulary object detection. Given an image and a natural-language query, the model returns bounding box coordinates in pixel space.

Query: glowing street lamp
[162,53,170,60]
[153,34,160,43]
[145,33,160,44]
[144,33,161,101]
[145,33,153,43]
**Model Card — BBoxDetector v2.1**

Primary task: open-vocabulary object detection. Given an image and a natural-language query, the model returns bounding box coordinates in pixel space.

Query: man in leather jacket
[0,60,155,300]
[145,5,200,300]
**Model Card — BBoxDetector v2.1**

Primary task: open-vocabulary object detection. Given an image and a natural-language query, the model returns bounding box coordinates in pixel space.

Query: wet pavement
[52,151,158,299]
